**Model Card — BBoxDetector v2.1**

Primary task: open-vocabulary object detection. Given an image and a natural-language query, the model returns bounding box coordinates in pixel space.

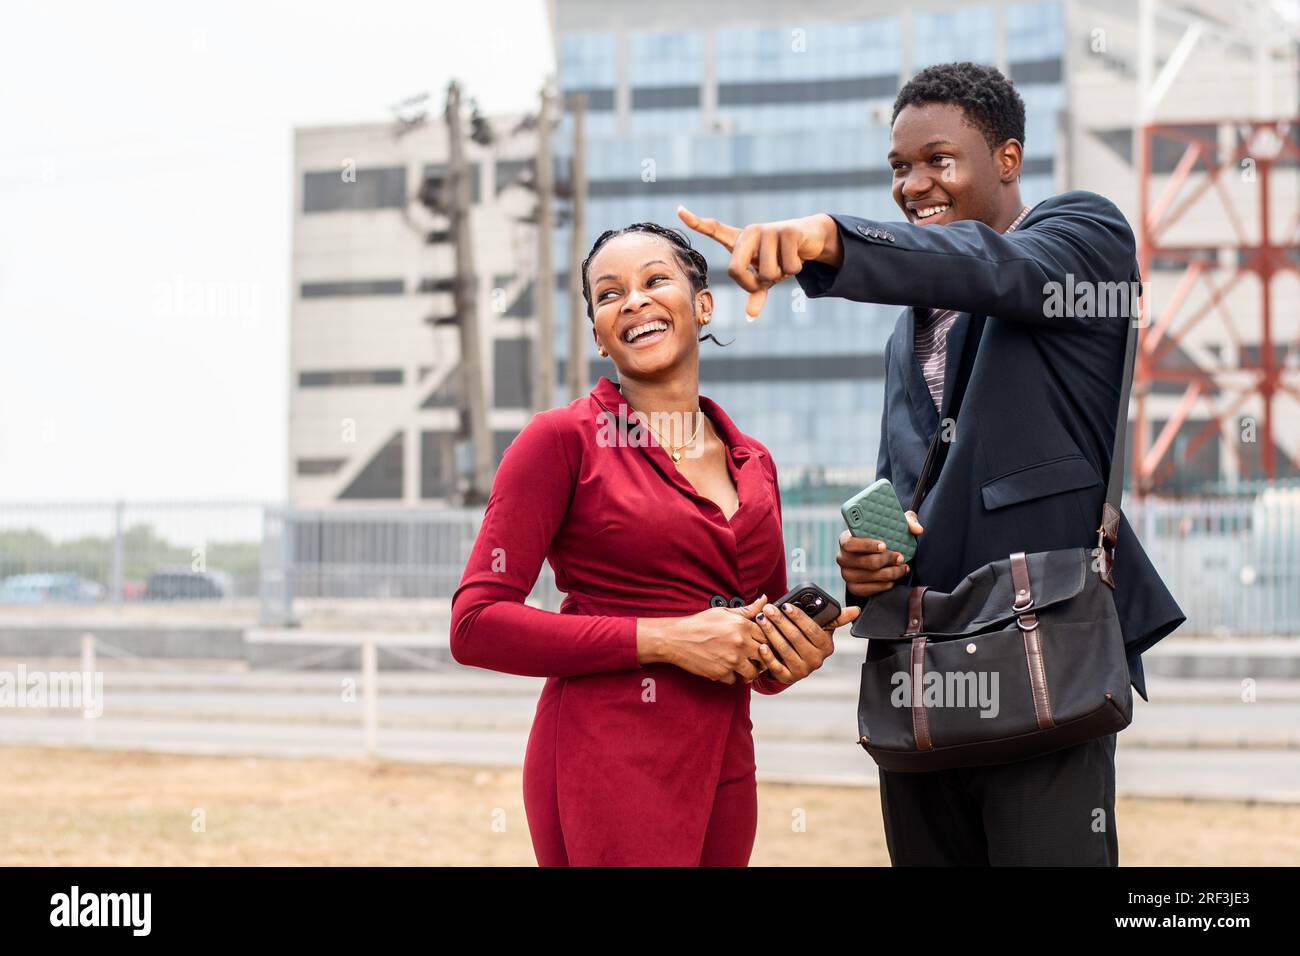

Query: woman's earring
[700,315,711,326]
[597,345,608,357]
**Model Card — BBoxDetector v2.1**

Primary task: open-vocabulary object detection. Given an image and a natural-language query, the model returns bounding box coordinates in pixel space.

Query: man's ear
[996,139,1023,183]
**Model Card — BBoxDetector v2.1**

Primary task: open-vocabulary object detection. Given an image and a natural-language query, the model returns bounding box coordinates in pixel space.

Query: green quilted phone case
[841,479,917,562]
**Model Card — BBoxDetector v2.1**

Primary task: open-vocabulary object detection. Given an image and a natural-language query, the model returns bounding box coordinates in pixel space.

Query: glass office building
[551,1,1067,499]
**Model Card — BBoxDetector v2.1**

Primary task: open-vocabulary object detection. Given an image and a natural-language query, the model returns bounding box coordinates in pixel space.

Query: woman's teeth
[624,319,669,343]
[915,204,951,220]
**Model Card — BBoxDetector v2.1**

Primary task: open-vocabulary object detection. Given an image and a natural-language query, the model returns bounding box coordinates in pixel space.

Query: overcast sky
[0,0,553,502]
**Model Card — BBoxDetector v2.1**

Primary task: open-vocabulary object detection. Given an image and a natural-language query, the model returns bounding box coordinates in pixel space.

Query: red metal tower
[1135,117,1300,493]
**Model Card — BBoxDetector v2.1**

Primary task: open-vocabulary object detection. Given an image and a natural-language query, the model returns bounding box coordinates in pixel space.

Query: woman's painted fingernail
[783,603,794,613]
[756,613,765,622]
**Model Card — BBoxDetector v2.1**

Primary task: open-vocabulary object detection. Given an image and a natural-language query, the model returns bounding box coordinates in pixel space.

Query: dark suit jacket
[796,190,1185,700]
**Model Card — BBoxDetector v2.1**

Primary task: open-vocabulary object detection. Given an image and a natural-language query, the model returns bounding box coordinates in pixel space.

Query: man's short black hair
[891,62,1026,150]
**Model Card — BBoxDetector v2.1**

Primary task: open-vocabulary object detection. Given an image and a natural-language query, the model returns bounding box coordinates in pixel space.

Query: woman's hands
[752,600,859,686]
[637,596,769,684]
[636,594,860,686]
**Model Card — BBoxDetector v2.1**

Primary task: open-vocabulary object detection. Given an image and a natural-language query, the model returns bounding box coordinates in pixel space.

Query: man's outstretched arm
[678,192,1138,332]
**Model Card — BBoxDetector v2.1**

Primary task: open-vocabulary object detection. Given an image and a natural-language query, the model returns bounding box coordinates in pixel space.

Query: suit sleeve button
[710,595,727,608]
[729,595,745,608]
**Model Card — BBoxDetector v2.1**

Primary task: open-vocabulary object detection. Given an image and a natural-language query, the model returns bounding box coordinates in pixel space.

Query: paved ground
[8,746,1299,866]
[2,666,1298,802]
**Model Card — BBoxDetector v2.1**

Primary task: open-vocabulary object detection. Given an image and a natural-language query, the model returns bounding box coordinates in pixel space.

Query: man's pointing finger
[677,205,740,252]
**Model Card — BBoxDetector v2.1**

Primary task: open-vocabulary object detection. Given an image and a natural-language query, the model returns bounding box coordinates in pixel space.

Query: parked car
[142,568,231,601]
[0,573,106,604]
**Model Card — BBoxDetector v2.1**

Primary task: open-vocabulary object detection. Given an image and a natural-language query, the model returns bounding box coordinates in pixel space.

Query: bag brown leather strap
[904,586,933,749]
[905,585,929,634]
[1097,304,1140,588]
[909,632,933,751]
[1010,550,1055,730]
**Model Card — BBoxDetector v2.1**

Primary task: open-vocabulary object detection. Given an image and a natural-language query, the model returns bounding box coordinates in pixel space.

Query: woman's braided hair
[580,222,730,347]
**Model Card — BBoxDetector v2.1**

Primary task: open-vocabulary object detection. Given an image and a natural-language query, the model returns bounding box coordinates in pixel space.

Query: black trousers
[878,733,1119,866]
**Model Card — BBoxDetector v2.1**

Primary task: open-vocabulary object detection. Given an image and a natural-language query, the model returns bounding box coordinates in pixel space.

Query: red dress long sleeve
[450,375,791,865]
[450,410,641,678]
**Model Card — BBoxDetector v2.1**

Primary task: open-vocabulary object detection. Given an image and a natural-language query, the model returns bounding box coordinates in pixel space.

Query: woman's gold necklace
[639,408,704,462]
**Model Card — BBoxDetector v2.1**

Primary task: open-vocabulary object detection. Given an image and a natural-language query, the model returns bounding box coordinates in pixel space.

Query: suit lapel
[940,313,986,424]
[909,311,983,507]
[937,314,970,422]
[898,307,940,434]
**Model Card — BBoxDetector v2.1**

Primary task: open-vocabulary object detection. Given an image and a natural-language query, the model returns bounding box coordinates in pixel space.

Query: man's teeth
[624,319,668,343]
[915,204,951,220]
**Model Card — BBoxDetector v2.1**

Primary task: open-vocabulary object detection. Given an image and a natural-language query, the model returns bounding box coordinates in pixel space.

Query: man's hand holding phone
[837,511,925,598]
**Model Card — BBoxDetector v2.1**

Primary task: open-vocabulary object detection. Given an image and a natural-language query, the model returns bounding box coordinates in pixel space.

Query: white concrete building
[289,115,540,507]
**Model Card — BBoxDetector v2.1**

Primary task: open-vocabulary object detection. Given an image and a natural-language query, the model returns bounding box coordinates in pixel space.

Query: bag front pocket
[859,625,1034,751]
[913,622,1036,748]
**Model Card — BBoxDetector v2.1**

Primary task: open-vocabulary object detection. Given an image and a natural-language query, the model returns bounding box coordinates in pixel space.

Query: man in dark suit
[681,62,1185,865]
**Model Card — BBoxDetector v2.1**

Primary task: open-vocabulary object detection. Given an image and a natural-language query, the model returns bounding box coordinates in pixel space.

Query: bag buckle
[1095,522,1118,589]
[1012,591,1038,630]
[1009,551,1037,628]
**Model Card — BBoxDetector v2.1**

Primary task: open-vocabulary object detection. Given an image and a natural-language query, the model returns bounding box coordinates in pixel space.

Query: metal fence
[780,491,1300,638]
[3,493,1300,636]
[0,501,264,606]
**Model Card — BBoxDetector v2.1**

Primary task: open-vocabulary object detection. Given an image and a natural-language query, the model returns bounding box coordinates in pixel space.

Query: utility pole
[566,92,588,401]
[444,79,494,503]
[533,80,556,413]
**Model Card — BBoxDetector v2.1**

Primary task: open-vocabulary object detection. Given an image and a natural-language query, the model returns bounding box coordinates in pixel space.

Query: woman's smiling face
[587,232,712,379]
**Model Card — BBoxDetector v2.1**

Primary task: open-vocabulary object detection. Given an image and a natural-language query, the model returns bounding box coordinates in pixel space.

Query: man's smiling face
[888,101,1019,230]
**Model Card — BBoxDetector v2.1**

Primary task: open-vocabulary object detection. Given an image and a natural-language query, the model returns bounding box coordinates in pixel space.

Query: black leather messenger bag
[851,314,1139,772]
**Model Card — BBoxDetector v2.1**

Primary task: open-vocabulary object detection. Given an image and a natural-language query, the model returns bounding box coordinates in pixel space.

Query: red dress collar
[587,375,774,530]
[588,375,762,463]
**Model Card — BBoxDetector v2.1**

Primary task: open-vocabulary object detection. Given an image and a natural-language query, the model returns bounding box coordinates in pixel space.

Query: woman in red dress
[450,223,858,866]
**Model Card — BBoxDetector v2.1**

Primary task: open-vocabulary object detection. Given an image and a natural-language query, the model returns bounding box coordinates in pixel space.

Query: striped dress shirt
[914,204,1033,412]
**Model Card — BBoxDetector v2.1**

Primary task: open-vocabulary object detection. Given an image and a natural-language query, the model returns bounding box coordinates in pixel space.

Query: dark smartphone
[772,582,842,628]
